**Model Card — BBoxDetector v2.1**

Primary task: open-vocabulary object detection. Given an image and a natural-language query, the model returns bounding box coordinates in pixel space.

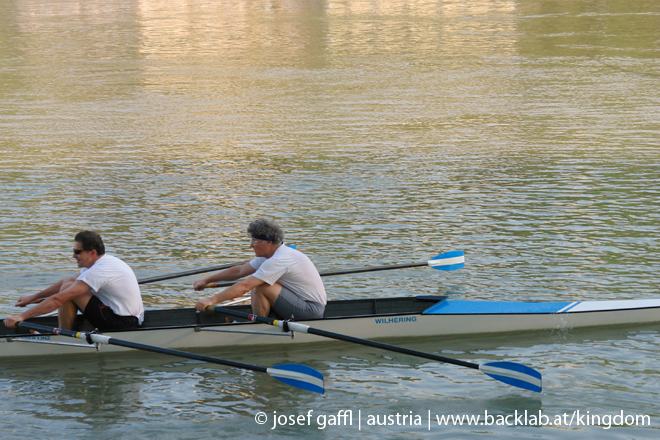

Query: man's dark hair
[74,231,106,255]
[247,219,284,246]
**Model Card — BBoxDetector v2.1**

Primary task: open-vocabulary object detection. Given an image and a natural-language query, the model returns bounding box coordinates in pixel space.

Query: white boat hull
[2,296,659,358]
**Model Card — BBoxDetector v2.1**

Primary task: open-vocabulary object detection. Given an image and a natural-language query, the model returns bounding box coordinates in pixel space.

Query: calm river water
[1,0,659,438]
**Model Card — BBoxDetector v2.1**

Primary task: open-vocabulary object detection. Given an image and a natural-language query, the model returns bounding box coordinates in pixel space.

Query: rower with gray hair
[247,218,285,245]
[194,219,327,320]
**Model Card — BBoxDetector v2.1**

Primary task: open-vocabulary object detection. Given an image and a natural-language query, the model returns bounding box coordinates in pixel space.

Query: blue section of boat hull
[423,300,577,315]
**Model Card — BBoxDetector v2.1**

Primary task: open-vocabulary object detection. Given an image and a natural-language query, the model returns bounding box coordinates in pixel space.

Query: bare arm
[195,275,264,312]
[14,277,74,307]
[4,280,91,328]
[193,262,256,291]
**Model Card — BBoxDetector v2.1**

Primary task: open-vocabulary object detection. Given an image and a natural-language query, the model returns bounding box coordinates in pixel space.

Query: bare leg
[251,283,282,317]
[57,275,93,329]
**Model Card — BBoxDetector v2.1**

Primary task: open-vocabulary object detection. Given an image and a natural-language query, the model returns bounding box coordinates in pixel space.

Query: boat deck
[1,295,446,338]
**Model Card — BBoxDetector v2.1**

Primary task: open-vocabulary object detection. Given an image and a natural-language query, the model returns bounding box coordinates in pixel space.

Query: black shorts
[83,295,140,331]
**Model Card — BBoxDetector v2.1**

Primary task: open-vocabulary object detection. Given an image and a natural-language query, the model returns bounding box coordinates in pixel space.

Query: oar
[204,250,465,289]
[210,307,541,393]
[138,261,248,285]
[320,250,465,275]
[17,321,324,394]
[138,246,297,285]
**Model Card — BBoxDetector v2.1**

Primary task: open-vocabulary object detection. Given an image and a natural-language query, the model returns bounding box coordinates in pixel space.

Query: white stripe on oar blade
[267,364,325,394]
[479,361,542,393]
[428,250,465,271]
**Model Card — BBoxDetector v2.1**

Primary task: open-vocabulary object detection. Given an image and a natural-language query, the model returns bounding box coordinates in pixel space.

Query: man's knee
[60,275,78,291]
[72,292,93,312]
[253,284,281,303]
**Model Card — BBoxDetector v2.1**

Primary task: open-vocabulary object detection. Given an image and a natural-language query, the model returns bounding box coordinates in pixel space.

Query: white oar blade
[479,361,542,393]
[428,250,465,271]
[267,363,325,394]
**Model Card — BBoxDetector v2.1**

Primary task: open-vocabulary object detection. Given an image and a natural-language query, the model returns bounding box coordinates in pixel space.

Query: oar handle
[204,281,234,289]
[18,321,81,338]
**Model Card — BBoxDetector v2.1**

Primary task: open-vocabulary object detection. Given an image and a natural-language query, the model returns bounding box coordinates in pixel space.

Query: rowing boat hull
[2,296,659,358]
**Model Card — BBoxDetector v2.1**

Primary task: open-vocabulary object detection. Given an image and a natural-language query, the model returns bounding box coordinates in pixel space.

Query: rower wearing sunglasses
[3,231,144,331]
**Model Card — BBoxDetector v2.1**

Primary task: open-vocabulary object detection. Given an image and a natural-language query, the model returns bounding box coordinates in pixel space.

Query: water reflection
[1,1,659,436]
[2,325,659,437]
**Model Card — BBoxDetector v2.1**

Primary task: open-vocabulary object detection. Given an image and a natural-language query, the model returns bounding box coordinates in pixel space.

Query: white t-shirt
[250,245,326,305]
[77,254,145,324]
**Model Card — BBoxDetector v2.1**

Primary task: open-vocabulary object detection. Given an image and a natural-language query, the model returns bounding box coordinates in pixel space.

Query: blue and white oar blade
[479,361,542,393]
[428,250,465,271]
[267,363,324,394]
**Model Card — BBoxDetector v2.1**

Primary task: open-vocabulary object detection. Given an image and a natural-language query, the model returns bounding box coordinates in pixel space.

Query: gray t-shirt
[250,245,327,305]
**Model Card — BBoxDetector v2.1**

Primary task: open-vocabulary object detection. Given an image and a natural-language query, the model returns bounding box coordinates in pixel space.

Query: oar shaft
[318,262,427,277]
[210,307,542,392]
[142,250,462,286]
[308,325,477,369]
[138,261,248,284]
[204,262,428,289]
[16,321,325,393]
[104,338,268,373]
[212,307,477,370]
[17,321,266,373]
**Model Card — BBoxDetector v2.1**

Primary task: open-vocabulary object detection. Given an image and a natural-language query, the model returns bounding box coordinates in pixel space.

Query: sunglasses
[73,249,84,255]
